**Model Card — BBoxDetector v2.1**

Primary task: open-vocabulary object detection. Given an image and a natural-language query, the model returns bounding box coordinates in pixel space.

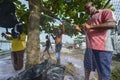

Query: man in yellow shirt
[1,28,26,71]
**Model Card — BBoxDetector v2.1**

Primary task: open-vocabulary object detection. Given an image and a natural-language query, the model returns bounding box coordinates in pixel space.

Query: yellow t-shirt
[11,33,26,51]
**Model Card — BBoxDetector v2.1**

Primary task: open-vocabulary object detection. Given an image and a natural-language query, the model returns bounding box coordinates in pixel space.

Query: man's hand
[82,23,92,29]
[1,32,6,37]
[72,24,82,32]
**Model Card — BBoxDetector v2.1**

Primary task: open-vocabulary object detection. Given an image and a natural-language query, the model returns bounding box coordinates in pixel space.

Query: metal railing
[110,0,120,53]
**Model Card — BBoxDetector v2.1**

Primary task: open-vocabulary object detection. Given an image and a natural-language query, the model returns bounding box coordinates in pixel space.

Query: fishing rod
[41,14,103,78]
[40,13,73,27]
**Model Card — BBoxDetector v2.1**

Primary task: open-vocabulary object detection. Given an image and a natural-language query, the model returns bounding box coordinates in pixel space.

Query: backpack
[0,2,18,28]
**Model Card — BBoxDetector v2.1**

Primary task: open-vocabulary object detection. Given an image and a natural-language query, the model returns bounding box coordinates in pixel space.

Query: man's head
[46,35,49,39]
[84,2,97,15]
[53,28,59,33]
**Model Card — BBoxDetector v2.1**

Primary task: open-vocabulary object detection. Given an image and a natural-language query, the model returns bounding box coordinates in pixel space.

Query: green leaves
[12,0,112,36]
[14,0,29,34]
[41,0,112,36]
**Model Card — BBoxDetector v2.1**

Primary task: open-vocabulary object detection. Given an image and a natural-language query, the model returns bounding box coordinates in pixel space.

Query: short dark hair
[46,35,49,39]
[85,2,95,7]
[84,2,96,10]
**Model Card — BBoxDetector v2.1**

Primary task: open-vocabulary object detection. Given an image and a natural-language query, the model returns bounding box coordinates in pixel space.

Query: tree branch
[103,0,111,8]
[39,2,58,20]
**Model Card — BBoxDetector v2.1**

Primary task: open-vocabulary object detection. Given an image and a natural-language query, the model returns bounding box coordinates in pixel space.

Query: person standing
[1,27,26,71]
[73,2,116,80]
[41,35,52,59]
[51,24,65,64]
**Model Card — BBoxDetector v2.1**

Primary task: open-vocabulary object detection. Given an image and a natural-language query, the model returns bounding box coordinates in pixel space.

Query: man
[73,2,116,80]
[51,24,65,64]
[41,35,52,59]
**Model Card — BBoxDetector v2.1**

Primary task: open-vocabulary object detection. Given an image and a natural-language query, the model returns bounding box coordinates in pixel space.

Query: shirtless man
[51,24,65,64]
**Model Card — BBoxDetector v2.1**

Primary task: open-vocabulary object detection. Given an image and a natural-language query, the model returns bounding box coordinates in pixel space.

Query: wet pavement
[0,56,16,80]
[0,53,25,80]
[0,48,95,80]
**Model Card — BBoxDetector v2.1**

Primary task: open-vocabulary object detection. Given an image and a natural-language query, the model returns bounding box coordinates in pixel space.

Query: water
[0,42,11,51]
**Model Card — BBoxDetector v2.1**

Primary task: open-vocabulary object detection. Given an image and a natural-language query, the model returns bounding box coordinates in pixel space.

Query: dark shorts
[84,48,112,80]
[55,43,62,52]
[11,50,25,71]
[44,46,50,51]
[55,43,62,59]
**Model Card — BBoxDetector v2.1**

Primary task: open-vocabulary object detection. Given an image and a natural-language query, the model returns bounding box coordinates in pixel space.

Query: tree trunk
[25,0,41,69]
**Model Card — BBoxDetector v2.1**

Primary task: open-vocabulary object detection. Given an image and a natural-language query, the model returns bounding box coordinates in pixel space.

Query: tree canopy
[0,0,112,36]
[40,0,113,36]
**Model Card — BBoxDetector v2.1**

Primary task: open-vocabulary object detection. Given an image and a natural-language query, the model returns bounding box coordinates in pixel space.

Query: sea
[0,42,11,51]
[0,42,43,52]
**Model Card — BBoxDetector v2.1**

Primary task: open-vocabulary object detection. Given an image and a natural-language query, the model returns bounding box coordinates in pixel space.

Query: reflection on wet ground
[0,56,16,80]
[0,48,95,80]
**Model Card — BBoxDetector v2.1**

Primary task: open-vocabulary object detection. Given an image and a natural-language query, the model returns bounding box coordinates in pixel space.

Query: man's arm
[73,24,83,32]
[83,9,116,30]
[51,34,55,40]
[91,21,116,29]
[49,39,52,48]
[1,32,13,40]
[83,21,116,30]
[62,22,65,34]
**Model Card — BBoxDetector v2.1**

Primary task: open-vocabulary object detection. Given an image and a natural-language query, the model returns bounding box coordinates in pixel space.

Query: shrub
[111,67,120,80]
